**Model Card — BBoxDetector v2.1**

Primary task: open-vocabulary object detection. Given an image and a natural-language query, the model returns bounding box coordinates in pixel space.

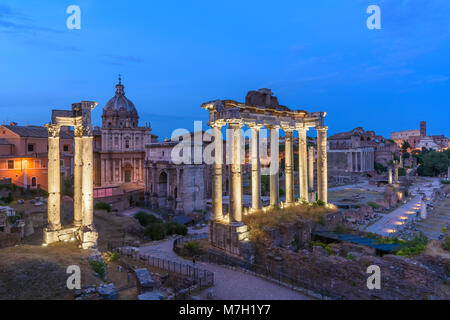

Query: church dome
[104,76,137,114]
[102,76,139,128]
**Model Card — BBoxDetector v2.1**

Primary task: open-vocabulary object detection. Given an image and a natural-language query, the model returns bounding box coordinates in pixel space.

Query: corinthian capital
[45,124,61,138]
[74,125,84,138]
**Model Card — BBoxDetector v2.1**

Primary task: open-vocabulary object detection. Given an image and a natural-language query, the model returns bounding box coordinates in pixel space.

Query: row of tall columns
[349,150,375,172]
[210,122,328,223]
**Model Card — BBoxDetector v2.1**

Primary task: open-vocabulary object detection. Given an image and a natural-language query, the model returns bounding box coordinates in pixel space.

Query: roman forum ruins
[43,101,98,250]
[201,89,328,261]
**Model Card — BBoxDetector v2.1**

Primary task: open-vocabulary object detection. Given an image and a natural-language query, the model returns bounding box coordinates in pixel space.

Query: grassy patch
[242,204,334,242]
[309,240,334,255]
[94,202,111,212]
[183,241,203,255]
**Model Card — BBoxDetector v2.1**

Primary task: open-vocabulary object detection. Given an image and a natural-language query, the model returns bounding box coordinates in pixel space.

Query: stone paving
[365,195,422,237]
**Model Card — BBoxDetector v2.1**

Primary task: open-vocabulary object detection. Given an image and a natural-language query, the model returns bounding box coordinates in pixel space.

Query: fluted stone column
[284,128,294,205]
[269,126,280,207]
[229,122,243,223]
[46,124,61,231]
[308,146,314,192]
[73,126,83,227]
[250,125,262,211]
[316,126,328,204]
[82,135,94,228]
[298,127,308,200]
[212,122,224,220]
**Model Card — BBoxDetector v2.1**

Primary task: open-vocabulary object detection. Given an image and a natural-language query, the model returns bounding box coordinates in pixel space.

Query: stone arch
[158,171,168,198]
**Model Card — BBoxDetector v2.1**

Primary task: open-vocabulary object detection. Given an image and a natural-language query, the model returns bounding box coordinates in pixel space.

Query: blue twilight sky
[0,0,449,139]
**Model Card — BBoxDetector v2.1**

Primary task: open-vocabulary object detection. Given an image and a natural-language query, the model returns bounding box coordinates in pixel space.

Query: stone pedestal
[208,220,254,265]
[80,227,99,250]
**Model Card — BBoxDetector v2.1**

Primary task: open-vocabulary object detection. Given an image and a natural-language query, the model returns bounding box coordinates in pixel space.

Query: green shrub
[314,200,326,207]
[94,202,111,212]
[443,236,450,252]
[144,223,166,240]
[309,241,333,255]
[396,233,429,258]
[89,260,107,280]
[441,180,450,185]
[346,253,355,260]
[134,212,162,227]
[183,241,203,255]
[7,215,20,225]
[103,251,120,263]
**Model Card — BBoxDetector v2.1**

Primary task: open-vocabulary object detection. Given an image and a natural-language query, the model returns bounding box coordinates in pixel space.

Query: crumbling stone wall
[257,242,449,299]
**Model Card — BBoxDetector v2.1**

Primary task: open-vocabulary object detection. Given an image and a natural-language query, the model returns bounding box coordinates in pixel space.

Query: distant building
[328,127,396,173]
[93,77,157,188]
[390,121,449,151]
[144,131,213,214]
[0,123,74,190]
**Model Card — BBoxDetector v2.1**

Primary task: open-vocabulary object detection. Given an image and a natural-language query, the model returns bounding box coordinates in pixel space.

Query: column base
[79,226,98,250]
[43,227,79,245]
[43,225,98,250]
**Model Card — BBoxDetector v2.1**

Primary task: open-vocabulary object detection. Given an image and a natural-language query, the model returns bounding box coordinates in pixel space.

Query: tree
[417,151,449,177]
[401,140,411,153]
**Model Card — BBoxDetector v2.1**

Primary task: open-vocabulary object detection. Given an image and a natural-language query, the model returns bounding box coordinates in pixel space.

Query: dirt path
[138,239,312,300]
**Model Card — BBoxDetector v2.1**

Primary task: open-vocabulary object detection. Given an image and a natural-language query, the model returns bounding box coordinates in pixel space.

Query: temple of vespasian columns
[201,89,328,262]
[43,101,98,250]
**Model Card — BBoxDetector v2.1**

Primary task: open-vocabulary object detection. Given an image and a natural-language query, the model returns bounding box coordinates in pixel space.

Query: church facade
[94,77,155,188]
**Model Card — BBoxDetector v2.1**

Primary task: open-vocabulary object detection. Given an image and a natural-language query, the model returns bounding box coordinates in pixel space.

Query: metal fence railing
[172,233,208,251]
[113,246,214,294]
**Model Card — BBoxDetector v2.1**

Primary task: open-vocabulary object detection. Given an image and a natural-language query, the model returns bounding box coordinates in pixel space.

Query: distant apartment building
[0,123,74,190]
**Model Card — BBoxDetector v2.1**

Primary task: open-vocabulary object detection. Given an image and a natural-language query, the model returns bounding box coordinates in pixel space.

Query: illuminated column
[229,122,243,223]
[269,126,280,207]
[250,124,262,211]
[298,126,308,200]
[46,124,61,231]
[284,128,294,205]
[394,161,399,183]
[316,126,328,204]
[388,167,393,184]
[73,126,83,227]
[82,133,94,228]
[212,122,224,220]
[308,146,314,192]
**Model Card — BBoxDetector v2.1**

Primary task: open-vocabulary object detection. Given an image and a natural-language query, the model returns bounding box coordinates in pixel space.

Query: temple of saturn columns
[201,90,328,262]
[43,101,98,250]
